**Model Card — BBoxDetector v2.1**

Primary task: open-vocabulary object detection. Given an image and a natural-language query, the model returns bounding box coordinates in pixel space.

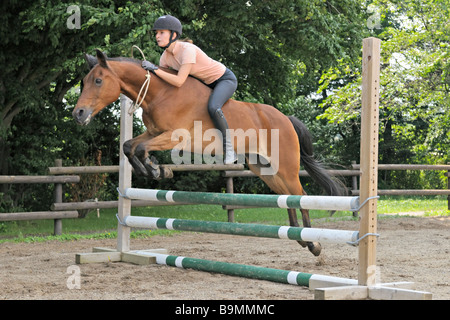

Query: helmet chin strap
[161,31,179,50]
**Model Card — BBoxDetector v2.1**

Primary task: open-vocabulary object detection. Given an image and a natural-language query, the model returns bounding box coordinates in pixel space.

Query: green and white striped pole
[122,188,360,212]
[134,252,358,288]
[123,216,359,245]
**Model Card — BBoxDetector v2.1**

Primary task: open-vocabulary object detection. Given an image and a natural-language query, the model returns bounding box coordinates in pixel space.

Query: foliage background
[0,0,448,213]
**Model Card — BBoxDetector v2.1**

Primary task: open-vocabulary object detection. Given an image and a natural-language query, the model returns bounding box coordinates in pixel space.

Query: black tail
[288,116,347,196]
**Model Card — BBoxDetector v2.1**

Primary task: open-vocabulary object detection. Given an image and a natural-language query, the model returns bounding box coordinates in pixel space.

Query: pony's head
[73,50,121,125]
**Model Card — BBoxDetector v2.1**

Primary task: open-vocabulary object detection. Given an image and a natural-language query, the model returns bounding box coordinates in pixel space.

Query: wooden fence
[0,160,79,234]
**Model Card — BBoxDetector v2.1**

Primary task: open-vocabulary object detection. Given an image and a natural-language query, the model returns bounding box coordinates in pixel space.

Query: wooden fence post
[225,177,235,222]
[447,162,450,210]
[351,160,358,217]
[53,159,63,235]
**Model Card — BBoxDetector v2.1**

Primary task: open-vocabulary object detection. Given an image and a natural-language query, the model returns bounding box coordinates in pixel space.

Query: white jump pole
[122,188,361,212]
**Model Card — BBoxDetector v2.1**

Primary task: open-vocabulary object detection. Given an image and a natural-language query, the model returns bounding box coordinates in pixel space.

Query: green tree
[1,0,368,209]
[1,0,366,171]
[0,0,160,208]
[161,0,366,105]
[318,0,450,188]
[0,0,162,176]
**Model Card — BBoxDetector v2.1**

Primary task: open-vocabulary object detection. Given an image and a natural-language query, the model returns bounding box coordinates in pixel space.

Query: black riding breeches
[207,68,238,117]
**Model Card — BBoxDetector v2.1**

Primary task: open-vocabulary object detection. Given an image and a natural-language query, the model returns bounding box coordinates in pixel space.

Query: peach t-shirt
[159,41,226,85]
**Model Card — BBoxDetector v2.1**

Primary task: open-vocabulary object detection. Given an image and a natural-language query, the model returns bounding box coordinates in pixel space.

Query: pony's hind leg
[290,186,322,256]
[281,172,323,255]
[288,208,322,256]
[249,161,322,256]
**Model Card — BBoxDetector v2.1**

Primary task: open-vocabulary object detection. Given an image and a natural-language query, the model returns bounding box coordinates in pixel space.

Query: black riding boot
[211,109,237,164]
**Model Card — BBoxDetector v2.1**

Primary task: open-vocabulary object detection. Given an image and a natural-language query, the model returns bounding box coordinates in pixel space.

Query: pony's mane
[107,56,142,65]
[106,56,171,72]
[105,55,202,84]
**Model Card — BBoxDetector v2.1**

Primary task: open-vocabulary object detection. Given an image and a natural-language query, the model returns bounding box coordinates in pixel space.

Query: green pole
[137,252,313,287]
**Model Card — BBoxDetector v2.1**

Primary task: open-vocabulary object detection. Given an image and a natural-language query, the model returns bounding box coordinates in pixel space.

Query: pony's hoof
[130,156,148,176]
[142,156,161,180]
[145,155,159,170]
[161,166,173,179]
[308,242,322,256]
[150,168,161,180]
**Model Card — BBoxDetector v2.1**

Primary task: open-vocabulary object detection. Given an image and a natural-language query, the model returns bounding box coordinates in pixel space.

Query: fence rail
[222,169,360,178]
[48,164,245,175]
[351,190,450,196]
[0,175,79,184]
[0,211,79,222]
[51,199,191,211]
[352,164,450,171]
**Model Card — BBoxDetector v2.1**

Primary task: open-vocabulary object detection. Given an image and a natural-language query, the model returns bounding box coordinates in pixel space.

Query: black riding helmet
[152,15,182,49]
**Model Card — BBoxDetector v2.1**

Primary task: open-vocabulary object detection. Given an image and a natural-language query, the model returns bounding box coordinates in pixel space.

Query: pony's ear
[84,53,98,69]
[96,49,109,68]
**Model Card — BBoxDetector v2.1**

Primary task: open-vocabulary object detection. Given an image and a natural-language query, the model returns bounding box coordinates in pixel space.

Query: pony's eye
[95,78,103,86]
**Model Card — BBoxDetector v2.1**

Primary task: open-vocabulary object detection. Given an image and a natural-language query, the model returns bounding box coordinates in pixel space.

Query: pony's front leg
[123,132,153,177]
[134,131,180,180]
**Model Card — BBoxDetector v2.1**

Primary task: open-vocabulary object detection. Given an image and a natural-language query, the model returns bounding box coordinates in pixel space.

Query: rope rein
[128,45,151,115]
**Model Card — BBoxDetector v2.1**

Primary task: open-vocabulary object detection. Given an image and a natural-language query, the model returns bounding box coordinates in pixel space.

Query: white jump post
[314,37,431,300]
[117,95,133,253]
[313,37,381,299]
[75,39,432,300]
[359,37,380,287]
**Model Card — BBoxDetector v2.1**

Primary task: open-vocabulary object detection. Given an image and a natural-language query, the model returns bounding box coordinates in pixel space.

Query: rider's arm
[154,63,193,88]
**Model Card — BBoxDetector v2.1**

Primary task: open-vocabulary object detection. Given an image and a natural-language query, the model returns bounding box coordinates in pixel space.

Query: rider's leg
[210,109,237,164]
[208,69,238,164]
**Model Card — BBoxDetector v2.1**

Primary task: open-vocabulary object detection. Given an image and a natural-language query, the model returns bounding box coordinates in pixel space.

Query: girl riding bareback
[142,15,238,164]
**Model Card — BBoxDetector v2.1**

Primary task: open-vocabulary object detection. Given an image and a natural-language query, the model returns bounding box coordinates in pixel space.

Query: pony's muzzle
[73,107,92,125]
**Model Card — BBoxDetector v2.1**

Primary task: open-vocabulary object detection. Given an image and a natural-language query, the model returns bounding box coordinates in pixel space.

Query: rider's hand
[142,61,159,72]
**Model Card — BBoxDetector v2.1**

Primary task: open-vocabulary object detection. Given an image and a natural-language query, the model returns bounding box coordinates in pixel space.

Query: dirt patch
[0,216,449,300]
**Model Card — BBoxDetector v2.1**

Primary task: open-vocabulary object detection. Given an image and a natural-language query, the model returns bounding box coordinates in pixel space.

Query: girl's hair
[180,37,193,44]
